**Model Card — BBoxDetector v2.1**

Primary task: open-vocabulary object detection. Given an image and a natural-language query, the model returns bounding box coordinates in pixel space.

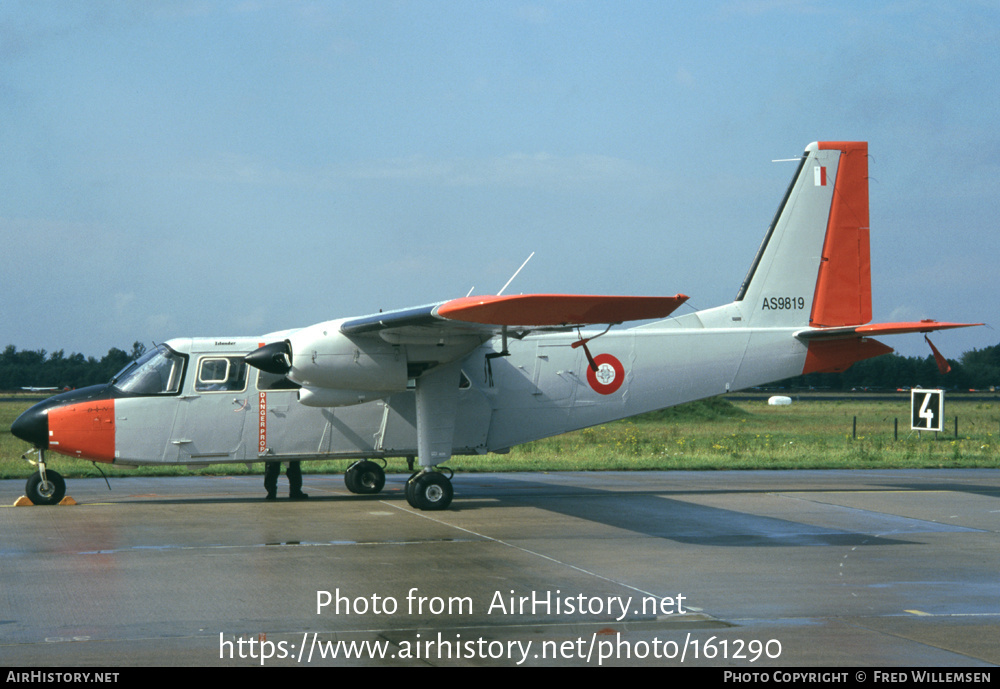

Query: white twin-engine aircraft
[12,142,979,509]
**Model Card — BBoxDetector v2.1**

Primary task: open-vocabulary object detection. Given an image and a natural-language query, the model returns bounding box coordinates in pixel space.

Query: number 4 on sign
[911,389,944,432]
[920,396,935,426]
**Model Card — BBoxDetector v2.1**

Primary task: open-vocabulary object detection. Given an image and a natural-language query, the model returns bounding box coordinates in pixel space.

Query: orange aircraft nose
[47,400,116,462]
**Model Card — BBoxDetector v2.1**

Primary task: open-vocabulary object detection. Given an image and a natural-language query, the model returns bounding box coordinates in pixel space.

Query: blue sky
[2,1,997,360]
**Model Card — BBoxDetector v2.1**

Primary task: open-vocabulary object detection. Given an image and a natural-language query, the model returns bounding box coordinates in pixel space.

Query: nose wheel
[405,470,453,511]
[22,450,67,506]
[26,469,66,506]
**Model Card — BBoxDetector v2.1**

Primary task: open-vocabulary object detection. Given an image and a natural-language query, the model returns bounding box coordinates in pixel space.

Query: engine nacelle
[285,321,408,393]
[297,386,388,408]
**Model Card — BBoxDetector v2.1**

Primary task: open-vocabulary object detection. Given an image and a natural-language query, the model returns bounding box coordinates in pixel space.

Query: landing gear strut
[405,469,453,511]
[344,460,386,495]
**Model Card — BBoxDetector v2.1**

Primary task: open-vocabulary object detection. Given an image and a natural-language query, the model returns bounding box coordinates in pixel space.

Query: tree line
[1,341,998,393]
[776,342,1000,391]
[1,342,147,391]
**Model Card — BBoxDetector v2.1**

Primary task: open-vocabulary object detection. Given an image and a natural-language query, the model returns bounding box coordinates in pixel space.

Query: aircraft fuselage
[15,308,807,468]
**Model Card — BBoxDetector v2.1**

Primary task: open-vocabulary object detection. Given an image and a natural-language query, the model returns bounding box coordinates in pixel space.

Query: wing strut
[571,324,613,372]
[483,326,509,387]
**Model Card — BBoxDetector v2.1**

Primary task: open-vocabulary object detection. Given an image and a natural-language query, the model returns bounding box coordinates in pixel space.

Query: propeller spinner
[245,341,292,376]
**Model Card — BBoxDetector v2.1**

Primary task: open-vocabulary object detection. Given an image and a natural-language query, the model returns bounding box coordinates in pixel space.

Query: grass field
[1,395,997,481]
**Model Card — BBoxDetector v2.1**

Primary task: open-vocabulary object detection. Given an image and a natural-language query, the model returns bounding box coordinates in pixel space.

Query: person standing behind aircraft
[264,461,308,500]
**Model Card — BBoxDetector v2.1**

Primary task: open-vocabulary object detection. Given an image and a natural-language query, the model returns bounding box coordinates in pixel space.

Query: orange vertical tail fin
[810,141,871,327]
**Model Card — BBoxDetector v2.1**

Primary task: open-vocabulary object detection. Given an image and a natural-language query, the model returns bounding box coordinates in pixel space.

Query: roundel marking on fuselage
[586,353,625,395]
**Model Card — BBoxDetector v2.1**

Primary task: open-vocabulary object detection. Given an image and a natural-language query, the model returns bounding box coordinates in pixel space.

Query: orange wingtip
[436,294,689,326]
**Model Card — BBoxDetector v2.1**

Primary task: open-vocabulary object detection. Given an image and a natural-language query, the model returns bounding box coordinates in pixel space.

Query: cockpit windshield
[111,344,187,396]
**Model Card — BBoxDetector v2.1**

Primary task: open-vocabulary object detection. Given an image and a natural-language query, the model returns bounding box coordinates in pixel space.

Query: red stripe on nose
[47,400,116,462]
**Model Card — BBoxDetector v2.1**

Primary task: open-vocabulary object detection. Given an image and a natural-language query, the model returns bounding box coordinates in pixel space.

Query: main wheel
[26,470,66,506]
[344,461,386,495]
[406,472,453,511]
[404,470,420,505]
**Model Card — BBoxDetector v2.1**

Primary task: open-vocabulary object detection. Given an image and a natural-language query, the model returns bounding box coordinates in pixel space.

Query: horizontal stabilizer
[797,320,983,341]
[435,294,689,327]
[797,320,983,374]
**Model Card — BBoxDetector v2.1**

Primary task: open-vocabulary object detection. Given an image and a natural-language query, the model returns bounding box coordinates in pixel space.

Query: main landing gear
[343,459,454,510]
[343,459,386,495]
[405,468,454,511]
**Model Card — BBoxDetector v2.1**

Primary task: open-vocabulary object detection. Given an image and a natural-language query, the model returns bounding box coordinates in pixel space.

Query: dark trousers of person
[264,461,303,497]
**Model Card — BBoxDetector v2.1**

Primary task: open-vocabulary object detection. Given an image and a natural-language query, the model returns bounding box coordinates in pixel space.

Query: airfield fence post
[894,418,898,441]
[852,416,857,440]
[955,416,958,439]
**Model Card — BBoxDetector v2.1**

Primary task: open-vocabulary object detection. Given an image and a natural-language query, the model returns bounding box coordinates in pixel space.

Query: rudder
[810,141,870,327]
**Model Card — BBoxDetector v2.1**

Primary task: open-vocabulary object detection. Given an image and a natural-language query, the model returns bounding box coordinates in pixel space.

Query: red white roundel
[586,353,625,395]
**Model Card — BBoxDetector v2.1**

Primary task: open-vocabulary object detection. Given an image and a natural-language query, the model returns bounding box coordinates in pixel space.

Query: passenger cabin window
[196,356,248,392]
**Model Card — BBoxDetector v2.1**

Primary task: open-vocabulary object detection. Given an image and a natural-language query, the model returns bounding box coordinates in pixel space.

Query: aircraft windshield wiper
[110,361,138,385]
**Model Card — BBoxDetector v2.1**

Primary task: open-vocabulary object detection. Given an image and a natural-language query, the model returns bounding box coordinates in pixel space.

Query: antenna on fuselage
[497,252,535,296]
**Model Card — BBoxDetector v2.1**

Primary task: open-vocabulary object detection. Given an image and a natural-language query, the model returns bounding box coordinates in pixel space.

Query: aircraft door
[255,389,334,456]
[172,355,251,460]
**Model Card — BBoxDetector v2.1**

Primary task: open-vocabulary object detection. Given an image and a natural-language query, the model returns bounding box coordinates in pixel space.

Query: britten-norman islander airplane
[11,142,980,510]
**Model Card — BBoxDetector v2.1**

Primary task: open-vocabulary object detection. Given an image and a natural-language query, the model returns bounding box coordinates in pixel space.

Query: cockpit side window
[196,356,248,392]
[112,345,188,396]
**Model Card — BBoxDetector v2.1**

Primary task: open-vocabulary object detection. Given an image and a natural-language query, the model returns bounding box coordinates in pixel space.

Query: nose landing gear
[23,450,66,505]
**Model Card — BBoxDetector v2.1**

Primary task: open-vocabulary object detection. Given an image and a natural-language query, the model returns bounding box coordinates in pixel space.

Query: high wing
[340,293,689,340]
[244,292,689,397]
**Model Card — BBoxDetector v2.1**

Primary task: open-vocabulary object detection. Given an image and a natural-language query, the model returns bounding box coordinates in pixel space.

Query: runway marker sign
[911,389,944,432]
